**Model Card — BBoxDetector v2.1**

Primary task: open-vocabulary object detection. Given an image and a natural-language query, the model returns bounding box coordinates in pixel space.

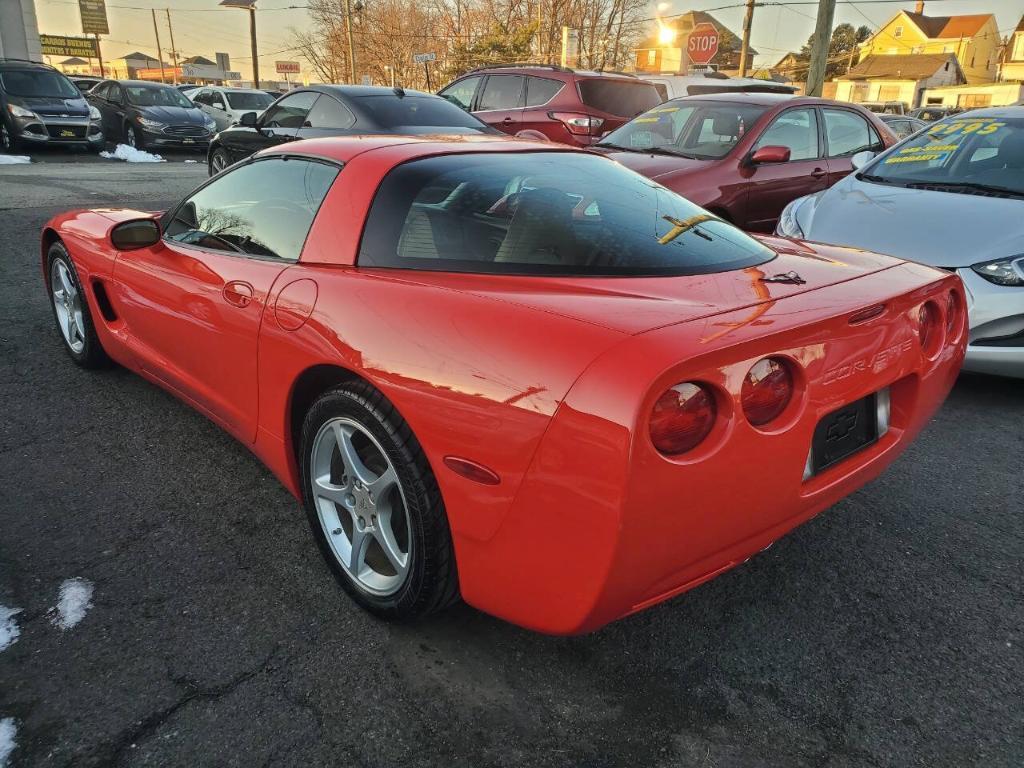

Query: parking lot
[0,155,1021,767]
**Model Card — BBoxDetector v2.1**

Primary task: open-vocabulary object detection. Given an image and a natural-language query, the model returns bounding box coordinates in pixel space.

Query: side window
[755,108,819,161]
[525,76,563,107]
[210,91,226,109]
[109,84,124,104]
[163,157,340,262]
[478,75,525,111]
[192,90,209,105]
[93,82,111,99]
[823,108,878,157]
[304,95,355,129]
[439,76,481,111]
[261,91,319,129]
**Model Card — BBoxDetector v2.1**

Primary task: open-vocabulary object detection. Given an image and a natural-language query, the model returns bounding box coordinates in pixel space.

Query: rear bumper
[455,263,964,634]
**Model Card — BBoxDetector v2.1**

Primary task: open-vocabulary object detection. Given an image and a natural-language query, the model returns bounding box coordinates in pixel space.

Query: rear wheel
[300,382,459,620]
[47,242,109,368]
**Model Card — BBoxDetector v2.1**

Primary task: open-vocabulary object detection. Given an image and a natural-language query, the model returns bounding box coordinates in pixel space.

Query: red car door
[742,106,829,232]
[474,74,525,135]
[821,106,888,186]
[110,156,339,441]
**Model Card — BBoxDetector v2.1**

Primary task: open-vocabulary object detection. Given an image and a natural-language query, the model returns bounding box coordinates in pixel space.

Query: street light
[220,0,260,88]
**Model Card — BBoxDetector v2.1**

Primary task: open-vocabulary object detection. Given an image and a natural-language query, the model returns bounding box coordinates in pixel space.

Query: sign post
[413,52,436,91]
[686,22,719,69]
[78,0,109,77]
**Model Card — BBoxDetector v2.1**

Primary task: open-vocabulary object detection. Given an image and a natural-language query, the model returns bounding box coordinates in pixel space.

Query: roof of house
[120,51,159,62]
[60,57,89,65]
[902,12,993,39]
[839,53,960,81]
[1015,13,1024,34]
[182,55,216,65]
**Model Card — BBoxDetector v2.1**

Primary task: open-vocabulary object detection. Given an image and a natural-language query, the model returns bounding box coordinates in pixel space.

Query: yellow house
[859,2,999,84]
[999,15,1024,82]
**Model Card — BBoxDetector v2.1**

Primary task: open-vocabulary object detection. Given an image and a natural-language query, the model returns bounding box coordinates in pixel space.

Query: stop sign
[687,22,719,66]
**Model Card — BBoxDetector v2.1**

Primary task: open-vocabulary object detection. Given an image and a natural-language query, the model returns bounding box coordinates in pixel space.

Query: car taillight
[917,301,940,353]
[945,290,963,338]
[649,383,716,455]
[741,357,793,426]
[548,111,604,136]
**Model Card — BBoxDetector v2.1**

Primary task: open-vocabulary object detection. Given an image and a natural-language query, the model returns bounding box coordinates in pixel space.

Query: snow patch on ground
[0,718,15,768]
[100,144,165,163]
[49,578,94,631]
[0,155,31,165]
[0,606,20,652]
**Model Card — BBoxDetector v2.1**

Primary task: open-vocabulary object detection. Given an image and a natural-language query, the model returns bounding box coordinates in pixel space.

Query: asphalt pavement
[0,155,1021,768]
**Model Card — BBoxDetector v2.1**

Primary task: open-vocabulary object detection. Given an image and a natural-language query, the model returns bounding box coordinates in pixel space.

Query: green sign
[40,34,100,58]
[79,0,109,35]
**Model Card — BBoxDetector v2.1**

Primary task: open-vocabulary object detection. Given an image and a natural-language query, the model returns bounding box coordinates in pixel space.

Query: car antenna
[394,86,405,98]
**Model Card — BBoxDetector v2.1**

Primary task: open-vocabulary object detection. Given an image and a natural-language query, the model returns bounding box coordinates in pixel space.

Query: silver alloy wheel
[211,151,227,174]
[0,123,10,151]
[310,417,412,596]
[51,259,86,354]
[126,125,136,147]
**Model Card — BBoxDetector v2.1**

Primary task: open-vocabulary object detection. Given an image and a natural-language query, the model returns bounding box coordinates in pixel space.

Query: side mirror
[111,218,160,251]
[750,145,791,164]
[239,111,258,127]
[851,150,876,170]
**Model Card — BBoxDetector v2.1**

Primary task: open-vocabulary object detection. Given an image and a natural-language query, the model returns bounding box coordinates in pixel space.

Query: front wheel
[47,242,109,368]
[209,147,231,176]
[0,121,20,153]
[125,123,143,149]
[300,383,459,620]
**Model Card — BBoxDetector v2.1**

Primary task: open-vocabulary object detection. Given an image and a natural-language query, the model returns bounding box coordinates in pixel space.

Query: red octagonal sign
[687,22,719,66]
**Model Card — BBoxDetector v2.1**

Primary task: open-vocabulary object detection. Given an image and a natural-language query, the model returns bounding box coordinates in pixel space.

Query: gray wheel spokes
[333,422,376,486]
[51,260,84,353]
[373,511,408,575]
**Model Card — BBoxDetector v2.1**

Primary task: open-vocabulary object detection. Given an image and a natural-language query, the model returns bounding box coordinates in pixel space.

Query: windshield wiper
[901,181,1024,199]
[593,142,643,152]
[643,147,702,160]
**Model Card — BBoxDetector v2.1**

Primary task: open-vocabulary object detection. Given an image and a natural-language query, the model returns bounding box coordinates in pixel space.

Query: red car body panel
[42,136,964,634]
[594,95,897,233]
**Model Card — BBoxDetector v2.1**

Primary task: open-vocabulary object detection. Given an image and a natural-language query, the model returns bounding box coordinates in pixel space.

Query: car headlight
[971,256,1024,287]
[136,116,165,129]
[203,116,216,129]
[776,196,808,239]
[88,105,101,120]
[7,103,36,119]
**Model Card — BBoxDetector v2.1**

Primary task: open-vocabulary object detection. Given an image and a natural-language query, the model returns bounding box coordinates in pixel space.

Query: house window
[647,49,657,65]
[958,94,992,108]
[894,25,903,38]
[878,85,902,101]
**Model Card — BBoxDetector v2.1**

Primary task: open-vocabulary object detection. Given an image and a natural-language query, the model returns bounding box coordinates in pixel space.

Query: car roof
[668,91,801,106]
[112,79,177,87]
[463,65,640,80]
[0,59,58,71]
[312,84,435,99]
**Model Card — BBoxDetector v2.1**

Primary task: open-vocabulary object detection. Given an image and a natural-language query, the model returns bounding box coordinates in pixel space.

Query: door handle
[501,117,514,124]
[810,168,827,179]
[223,281,254,308]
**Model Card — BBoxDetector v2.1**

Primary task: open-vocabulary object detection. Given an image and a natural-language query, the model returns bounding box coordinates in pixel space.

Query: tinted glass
[209,91,226,107]
[600,101,768,159]
[305,95,354,129]
[439,76,481,110]
[755,108,819,160]
[262,91,318,128]
[479,76,524,110]
[824,108,878,157]
[864,116,1024,195]
[525,77,563,107]
[126,86,193,108]
[0,70,79,98]
[355,95,489,132]
[191,90,209,105]
[164,157,340,261]
[577,80,662,117]
[358,152,775,276]
[226,91,274,110]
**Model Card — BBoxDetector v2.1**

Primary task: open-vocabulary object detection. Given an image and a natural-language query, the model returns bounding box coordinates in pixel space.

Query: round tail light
[918,301,940,353]
[649,383,716,455]
[741,357,794,426]
[945,290,962,338]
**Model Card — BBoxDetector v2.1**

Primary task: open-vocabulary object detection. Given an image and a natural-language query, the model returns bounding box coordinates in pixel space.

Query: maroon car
[592,93,896,232]
[437,64,663,147]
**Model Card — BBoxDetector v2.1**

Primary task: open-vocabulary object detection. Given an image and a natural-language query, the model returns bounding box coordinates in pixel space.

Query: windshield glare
[358,152,775,276]
[126,86,194,108]
[226,91,274,110]
[865,116,1024,194]
[0,70,80,98]
[602,101,769,159]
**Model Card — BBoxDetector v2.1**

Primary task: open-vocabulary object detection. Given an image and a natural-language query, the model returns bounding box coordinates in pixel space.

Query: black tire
[208,147,231,176]
[124,122,143,149]
[46,241,110,369]
[0,120,20,154]
[300,382,460,620]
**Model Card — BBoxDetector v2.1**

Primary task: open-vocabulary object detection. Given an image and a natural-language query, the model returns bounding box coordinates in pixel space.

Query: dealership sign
[275,61,301,74]
[687,22,719,66]
[40,34,99,58]
[78,0,109,35]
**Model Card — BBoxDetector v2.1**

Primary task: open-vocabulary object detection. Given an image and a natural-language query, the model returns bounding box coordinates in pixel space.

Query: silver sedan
[776,107,1024,378]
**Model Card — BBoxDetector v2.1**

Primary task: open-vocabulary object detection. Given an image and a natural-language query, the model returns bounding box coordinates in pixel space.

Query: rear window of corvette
[357,152,776,277]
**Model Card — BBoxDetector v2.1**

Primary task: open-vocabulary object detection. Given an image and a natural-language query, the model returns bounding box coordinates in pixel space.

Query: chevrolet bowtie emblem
[761,271,807,285]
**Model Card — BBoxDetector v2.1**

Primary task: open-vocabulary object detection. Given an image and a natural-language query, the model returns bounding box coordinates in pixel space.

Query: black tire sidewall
[0,119,19,154]
[299,386,449,619]
[209,148,229,176]
[46,243,106,368]
[126,123,143,149]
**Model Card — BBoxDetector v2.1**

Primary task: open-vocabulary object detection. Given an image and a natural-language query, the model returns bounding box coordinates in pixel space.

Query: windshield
[126,85,194,108]
[358,152,775,276]
[600,100,769,159]
[356,95,490,131]
[0,70,79,98]
[577,79,662,117]
[226,91,274,110]
[863,116,1024,195]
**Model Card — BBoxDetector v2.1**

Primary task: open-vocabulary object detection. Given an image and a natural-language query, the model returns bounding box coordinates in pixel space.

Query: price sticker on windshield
[884,143,959,165]
[927,119,1006,137]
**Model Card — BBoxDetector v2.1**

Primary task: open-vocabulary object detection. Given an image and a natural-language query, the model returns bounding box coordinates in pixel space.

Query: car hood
[136,105,207,125]
[384,240,903,335]
[10,94,89,117]
[799,174,1024,268]
[591,148,709,179]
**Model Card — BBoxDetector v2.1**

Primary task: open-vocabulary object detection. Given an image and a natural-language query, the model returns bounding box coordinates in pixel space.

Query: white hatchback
[189,86,276,132]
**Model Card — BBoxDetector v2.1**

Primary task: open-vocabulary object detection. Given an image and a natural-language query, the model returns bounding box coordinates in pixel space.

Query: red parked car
[42,135,963,634]
[593,93,897,232]
[437,64,663,146]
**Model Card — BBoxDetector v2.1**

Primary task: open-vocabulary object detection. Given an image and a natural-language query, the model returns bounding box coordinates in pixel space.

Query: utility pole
[151,10,166,83]
[94,33,105,77]
[806,0,837,97]
[738,0,755,78]
[248,5,260,87]
[165,8,179,84]
[343,0,357,84]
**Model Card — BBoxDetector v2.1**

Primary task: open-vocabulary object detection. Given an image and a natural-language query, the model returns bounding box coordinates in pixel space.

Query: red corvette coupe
[42,135,964,634]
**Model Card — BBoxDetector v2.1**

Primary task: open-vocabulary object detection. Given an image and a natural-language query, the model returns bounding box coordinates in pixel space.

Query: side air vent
[90,280,118,322]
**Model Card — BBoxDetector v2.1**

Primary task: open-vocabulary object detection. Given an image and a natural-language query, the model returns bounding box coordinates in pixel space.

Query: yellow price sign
[928,119,1005,137]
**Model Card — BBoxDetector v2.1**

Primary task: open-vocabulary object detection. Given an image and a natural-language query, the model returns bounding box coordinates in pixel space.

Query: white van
[637,72,798,100]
